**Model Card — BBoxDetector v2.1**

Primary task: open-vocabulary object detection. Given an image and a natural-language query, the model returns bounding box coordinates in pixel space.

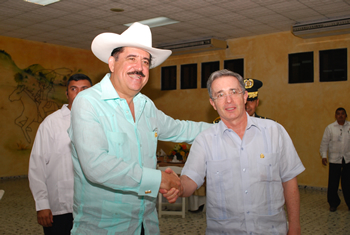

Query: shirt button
[241,147,243,150]
[243,168,246,172]
[145,190,151,194]
[245,190,248,194]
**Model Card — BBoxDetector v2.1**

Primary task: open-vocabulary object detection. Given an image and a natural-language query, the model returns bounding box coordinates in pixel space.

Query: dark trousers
[43,213,73,235]
[328,159,350,208]
[141,223,145,235]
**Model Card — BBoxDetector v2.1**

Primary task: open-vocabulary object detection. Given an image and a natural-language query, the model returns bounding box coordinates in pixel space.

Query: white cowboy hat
[91,22,172,69]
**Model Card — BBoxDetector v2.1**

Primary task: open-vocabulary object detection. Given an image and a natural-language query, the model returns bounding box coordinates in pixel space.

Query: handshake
[159,168,184,203]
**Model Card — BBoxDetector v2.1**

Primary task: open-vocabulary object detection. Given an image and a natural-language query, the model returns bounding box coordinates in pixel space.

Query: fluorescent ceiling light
[24,0,60,6]
[124,17,179,28]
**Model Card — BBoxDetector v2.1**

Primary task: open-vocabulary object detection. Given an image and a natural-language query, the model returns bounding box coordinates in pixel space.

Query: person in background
[320,107,350,212]
[68,22,212,234]
[28,74,92,235]
[244,78,267,118]
[164,69,305,234]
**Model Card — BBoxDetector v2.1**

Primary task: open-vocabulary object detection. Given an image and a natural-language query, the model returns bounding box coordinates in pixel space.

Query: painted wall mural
[0,49,82,168]
[0,35,109,178]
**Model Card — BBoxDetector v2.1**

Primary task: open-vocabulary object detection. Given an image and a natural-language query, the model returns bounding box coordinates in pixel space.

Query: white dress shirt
[320,120,350,164]
[29,104,73,215]
[182,114,305,234]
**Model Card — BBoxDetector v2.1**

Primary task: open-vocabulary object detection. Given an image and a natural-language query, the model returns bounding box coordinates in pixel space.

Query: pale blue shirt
[68,73,211,235]
[182,114,305,235]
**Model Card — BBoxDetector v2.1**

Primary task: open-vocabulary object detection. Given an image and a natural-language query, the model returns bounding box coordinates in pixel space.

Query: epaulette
[213,117,221,123]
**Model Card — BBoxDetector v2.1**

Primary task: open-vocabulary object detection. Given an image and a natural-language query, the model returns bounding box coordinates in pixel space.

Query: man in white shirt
[213,78,268,123]
[28,74,92,235]
[163,69,305,234]
[320,107,350,212]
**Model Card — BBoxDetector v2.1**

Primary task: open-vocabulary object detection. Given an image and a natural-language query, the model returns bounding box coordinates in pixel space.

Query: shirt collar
[100,73,144,102]
[218,112,260,135]
[61,104,71,116]
[335,120,350,127]
[100,73,121,100]
[247,113,261,131]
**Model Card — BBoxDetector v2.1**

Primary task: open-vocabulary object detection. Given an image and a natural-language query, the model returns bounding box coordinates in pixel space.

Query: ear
[209,98,217,111]
[256,98,259,106]
[243,91,248,104]
[108,56,115,72]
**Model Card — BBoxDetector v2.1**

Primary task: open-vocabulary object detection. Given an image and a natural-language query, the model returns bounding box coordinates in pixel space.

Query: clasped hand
[159,168,183,203]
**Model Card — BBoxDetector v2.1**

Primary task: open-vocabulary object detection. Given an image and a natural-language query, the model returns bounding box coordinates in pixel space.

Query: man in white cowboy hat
[68,22,211,234]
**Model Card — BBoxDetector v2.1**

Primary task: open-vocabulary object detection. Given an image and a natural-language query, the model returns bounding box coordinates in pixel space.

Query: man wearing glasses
[164,69,305,234]
[213,77,269,123]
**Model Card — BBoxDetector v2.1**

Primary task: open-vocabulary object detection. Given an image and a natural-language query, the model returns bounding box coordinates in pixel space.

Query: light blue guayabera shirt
[68,73,211,235]
[182,114,305,235]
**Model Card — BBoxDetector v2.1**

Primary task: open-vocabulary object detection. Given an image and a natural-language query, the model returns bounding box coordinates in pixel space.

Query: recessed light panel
[124,17,179,28]
[24,0,60,6]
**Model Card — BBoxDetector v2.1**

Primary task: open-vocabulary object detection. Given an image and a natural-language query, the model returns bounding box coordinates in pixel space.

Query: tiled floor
[0,178,349,235]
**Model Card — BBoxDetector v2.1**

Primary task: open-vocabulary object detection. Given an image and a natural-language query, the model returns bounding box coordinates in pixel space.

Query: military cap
[244,78,263,101]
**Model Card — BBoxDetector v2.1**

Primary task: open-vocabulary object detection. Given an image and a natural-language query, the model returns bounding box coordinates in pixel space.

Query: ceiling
[1,0,350,50]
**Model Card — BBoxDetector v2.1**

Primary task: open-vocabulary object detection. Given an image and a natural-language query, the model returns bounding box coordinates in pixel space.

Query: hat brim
[91,33,172,69]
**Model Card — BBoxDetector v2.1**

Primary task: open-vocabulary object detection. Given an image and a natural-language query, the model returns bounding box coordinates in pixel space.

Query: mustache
[127,71,145,77]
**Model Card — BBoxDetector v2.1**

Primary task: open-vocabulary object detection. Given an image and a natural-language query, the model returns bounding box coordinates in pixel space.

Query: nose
[225,93,233,103]
[133,58,143,70]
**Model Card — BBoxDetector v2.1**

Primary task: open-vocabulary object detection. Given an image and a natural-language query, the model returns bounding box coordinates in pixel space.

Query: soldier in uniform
[244,78,267,119]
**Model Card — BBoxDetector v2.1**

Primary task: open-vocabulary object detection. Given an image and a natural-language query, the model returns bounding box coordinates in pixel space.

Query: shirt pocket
[256,210,287,234]
[144,117,158,158]
[206,159,235,220]
[207,159,234,190]
[144,131,157,159]
[53,131,71,154]
[256,152,279,182]
[106,131,130,161]
[329,140,340,153]
[345,130,350,140]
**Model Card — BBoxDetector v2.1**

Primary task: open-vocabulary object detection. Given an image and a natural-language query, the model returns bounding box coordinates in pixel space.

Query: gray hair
[207,69,245,99]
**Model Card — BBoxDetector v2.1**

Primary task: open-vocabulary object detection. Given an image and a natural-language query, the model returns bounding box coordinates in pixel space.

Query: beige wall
[0,35,109,177]
[146,31,350,188]
[1,31,349,189]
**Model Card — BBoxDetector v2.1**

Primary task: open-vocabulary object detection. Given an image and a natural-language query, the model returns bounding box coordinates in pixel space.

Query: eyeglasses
[212,89,244,101]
